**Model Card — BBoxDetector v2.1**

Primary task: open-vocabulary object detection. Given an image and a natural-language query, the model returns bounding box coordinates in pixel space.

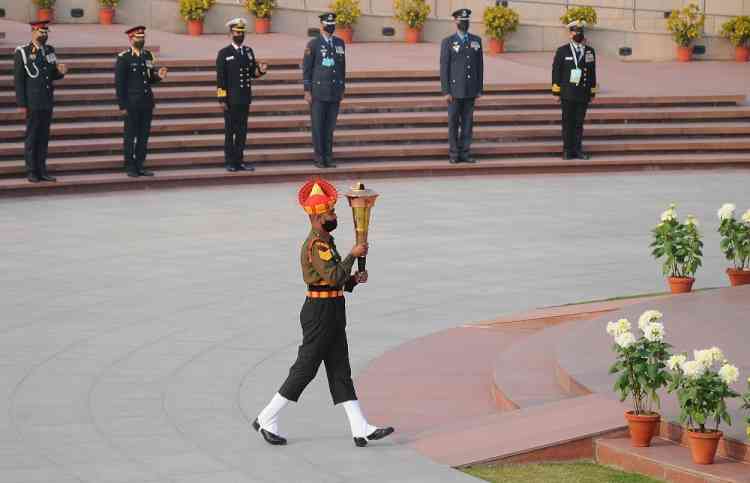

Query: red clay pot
[726,268,750,286]
[687,429,722,465]
[338,27,353,44]
[488,38,505,54]
[736,46,750,62]
[255,18,271,34]
[187,19,203,36]
[99,8,115,25]
[677,46,692,62]
[668,276,694,294]
[37,8,54,22]
[625,411,660,447]
[405,27,421,44]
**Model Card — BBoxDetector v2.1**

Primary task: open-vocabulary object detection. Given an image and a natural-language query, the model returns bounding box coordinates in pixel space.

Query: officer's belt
[307,284,344,298]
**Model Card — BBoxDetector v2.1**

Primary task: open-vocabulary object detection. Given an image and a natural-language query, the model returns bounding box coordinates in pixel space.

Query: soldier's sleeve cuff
[551,83,561,94]
[217,88,227,98]
[591,86,599,94]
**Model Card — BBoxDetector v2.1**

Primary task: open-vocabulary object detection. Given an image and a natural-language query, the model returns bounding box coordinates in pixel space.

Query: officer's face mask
[232,34,245,45]
[322,217,338,233]
[572,31,584,43]
[36,34,48,45]
[133,39,145,50]
[323,24,336,35]
[457,20,469,32]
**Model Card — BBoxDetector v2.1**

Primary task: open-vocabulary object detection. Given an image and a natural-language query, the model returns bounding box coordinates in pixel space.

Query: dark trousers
[123,108,153,174]
[310,100,340,163]
[24,109,53,177]
[223,104,250,168]
[561,100,589,155]
[448,97,476,161]
[279,297,357,405]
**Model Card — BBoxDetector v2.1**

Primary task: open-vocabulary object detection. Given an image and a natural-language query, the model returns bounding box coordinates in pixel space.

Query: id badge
[570,68,582,85]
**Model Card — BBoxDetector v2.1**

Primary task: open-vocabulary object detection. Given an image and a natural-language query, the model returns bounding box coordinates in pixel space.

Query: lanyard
[569,43,583,69]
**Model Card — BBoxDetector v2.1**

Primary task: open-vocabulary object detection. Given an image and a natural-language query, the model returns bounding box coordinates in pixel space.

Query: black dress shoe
[449,158,460,164]
[27,174,40,183]
[138,170,154,177]
[252,418,287,446]
[40,172,57,182]
[325,158,337,168]
[353,427,395,447]
[314,160,326,169]
[461,157,477,164]
[226,166,238,172]
[240,163,255,172]
[575,151,591,160]
[127,171,140,178]
[562,151,573,160]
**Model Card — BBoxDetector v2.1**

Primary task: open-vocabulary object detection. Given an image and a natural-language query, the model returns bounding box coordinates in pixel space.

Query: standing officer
[14,20,67,183]
[440,8,483,164]
[254,178,394,447]
[303,13,346,169]
[216,18,267,172]
[115,26,167,178]
[552,20,598,160]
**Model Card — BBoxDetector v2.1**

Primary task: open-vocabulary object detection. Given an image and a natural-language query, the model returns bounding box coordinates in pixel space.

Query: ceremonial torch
[345,182,379,272]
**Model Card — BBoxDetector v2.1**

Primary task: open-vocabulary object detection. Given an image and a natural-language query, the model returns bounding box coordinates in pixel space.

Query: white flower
[638,310,663,331]
[667,354,687,371]
[643,322,665,343]
[709,346,725,363]
[615,331,637,349]
[718,203,736,221]
[718,363,740,385]
[685,215,699,228]
[606,318,631,337]
[694,349,715,369]
[660,205,677,222]
[681,360,706,379]
[742,209,750,224]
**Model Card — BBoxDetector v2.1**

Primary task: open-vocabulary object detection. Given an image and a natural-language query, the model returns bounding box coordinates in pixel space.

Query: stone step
[596,437,750,483]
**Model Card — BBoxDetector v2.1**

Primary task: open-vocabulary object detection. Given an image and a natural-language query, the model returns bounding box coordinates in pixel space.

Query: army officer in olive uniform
[303,13,346,169]
[552,20,598,160]
[216,18,267,172]
[440,8,483,164]
[115,26,168,177]
[14,20,68,183]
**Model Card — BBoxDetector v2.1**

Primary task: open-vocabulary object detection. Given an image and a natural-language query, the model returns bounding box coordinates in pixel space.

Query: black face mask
[573,32,584,43]
[232,34,244,45]
[457,20,469,32]
[322,219,338,233]
[133,40,145,50]
[323,24,335,35]
[36,35,48,45]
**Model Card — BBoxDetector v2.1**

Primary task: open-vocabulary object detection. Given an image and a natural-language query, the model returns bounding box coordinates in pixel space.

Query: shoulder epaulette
[118,49,129,57]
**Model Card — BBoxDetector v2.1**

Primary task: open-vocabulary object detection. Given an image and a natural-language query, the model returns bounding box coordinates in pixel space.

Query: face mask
[36,35,48,45]
[323,24,335,35]
[232,34,244,45]
[458,20,469,32]
[133,40,145,49]
[322,219,338,232]
[573,32,584,43]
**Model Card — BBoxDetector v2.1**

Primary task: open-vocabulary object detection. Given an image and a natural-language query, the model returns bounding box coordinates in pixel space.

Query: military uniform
[216,18,266,172]
[552,21,598,159]
[13,21,65,182]
[303,13,346,168]
[115,26,163,177]
[440,9,483,164]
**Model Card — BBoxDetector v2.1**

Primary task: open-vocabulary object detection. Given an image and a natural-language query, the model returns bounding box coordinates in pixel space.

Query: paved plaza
[1,170,749,482]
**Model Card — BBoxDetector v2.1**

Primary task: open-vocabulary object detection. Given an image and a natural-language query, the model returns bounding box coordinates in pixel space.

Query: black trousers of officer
[561,99,589,155]
[25,109,53,177]
[223,104,250,168]
[278,297,357,405]
[311,100,340,163]
[448,97,476,161]
[123,108,153,174]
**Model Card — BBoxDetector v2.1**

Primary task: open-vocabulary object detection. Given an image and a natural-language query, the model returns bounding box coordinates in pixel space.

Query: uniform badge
[316,243,333,261]
[225,56,235,61]
[46,53,57,63]
[585,51,595,63]
[452,42,460,53]
[321,57,334,68]
[470,41,480,51]
[335,46,344,55]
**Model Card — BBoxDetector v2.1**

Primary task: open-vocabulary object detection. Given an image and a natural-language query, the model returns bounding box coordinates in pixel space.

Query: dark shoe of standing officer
[562,151,574,160]
[40,171,56,182]
[574,150,591,160]
[138,169,154,176]
[325,157,336,168]
[27,173,40,183]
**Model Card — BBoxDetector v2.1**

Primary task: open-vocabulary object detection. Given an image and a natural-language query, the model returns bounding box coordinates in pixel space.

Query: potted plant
[32,0,55,22]
[667,348,740,464]
[560,6,597,28]
[179,0,216,36]
[245,0,276,34]
[666,3,705,62]
[721,16,750,63]
[330,0,361,44]
[393,0,431,44]
[717,203,750,286]
[483,4,519,55]
[607,310,671,447]
[98,0,119,25]
[741,378,750,440]
[650,204,703,293]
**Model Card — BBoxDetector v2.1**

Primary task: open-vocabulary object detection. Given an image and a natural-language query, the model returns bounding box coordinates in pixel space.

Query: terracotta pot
[735,46,750,62]
[667,276,694,294]
[338,27,353,44]
[405,27,421,44]
[726,268,750,286]
[99,7,115,25]
[488,38,505,54]
[255,18,271,34]
[187,19,203,36]
[625,411,660,447]
[677,45,692,62]
[37,8,53,22]
[687,430,722,465]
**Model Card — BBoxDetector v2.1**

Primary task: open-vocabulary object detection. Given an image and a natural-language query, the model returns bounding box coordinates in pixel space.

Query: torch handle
[357,256,366,272]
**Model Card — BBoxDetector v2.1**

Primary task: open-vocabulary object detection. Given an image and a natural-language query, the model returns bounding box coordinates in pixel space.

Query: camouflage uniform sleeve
[309,240,355,287]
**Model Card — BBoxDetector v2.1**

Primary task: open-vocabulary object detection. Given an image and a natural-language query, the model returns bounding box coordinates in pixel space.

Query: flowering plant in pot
[667,347,740,464]
[245,0,276,33]
[483,4,519,54]
[560,6,597,27]
[666,3,705,62]
[717,203,750,286]
[393,0,431,44]
[720,16,750,62]
[179,0,216,36]
[742,378,750,440]
[330,0,361,44]
[98,0,120,25]
[32,0,56,22]
[650,204,703,293]
[607,310,671,447]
